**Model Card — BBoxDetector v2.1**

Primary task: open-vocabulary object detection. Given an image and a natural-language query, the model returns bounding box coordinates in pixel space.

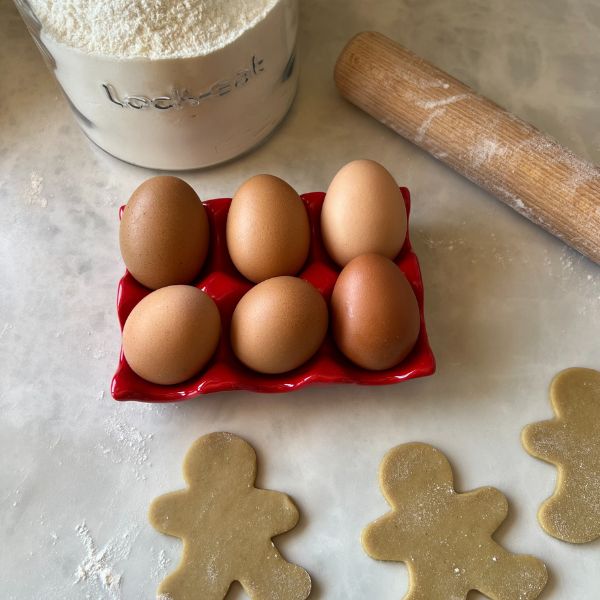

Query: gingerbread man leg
[403,568,469,600]
[473,543,550,600]
[158,564,232,600]
[241,549,312,600]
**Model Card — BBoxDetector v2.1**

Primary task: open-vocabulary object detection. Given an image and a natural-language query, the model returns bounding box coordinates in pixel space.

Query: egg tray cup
[112,189,436,402]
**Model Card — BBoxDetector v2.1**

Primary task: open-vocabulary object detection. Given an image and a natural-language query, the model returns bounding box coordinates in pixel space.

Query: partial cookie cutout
[362,442,547,600]
[150,432,311,600]
[522,367,600,543]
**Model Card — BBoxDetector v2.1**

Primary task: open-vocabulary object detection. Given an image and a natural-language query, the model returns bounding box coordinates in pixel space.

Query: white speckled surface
[1,0,600,598]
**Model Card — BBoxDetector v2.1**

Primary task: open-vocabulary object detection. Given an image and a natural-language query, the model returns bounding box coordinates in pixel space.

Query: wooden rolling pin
[335,32,600,265]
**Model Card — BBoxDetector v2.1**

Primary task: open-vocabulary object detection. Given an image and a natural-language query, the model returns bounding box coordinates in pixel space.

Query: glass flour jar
[15,0,298,170]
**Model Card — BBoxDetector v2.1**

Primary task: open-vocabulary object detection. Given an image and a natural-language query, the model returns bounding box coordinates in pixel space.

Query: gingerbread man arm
[454,486,508,532]
[362,512,410,562]
[251,489,300,535]
[522,420,565,464]
[149,490,191,538]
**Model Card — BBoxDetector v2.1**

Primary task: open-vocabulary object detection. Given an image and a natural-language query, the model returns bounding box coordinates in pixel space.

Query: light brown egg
[230,276,328,374]
[321,159,407,266]
[119,176,209,290]
[226,175,310,283]
[122,285,221,385]
[331,254,420,370]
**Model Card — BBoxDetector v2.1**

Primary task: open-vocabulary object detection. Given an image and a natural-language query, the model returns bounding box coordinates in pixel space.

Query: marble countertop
[1,0,599,598]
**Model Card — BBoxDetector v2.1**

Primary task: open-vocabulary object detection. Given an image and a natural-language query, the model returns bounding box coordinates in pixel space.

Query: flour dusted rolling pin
[335,32,600,265]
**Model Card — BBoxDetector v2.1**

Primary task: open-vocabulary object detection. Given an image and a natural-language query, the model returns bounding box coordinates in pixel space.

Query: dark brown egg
[119,176,209,290]
[331,254,420,370]
[122,285,221,385]
[230,276,328,374]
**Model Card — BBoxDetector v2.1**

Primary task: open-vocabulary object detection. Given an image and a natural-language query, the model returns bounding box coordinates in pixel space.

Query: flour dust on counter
[74,520,141,600]
[98,412,154,482]
[150,549,172,584]
[26,170,48,209]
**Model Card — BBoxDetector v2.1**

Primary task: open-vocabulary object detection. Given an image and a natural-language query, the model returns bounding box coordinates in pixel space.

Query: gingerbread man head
[379,442,454,509]
[183,431,257,492]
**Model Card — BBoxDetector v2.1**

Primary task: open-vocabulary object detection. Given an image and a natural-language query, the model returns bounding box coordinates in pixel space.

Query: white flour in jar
[29,0,278,59]
[22,0,298,169]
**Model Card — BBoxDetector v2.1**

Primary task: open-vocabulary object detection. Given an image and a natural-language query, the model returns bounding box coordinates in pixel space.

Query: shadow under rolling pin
[334,31,600,265]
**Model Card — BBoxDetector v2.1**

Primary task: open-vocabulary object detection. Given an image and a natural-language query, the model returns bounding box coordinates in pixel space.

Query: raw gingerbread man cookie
[362,443,547,600]
[522,367,600,543]
[149,432,311,600]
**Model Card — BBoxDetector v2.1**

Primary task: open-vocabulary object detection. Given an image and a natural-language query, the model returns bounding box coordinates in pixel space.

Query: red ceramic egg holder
[111,189,435,402]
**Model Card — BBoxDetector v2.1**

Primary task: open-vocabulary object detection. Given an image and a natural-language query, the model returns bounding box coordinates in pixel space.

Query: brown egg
[122,285,220,385]
[321,159,407,266]
[226,175,310,283]
[331,254,420,370]
[119,176,209,290]
[230,276,328,374]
